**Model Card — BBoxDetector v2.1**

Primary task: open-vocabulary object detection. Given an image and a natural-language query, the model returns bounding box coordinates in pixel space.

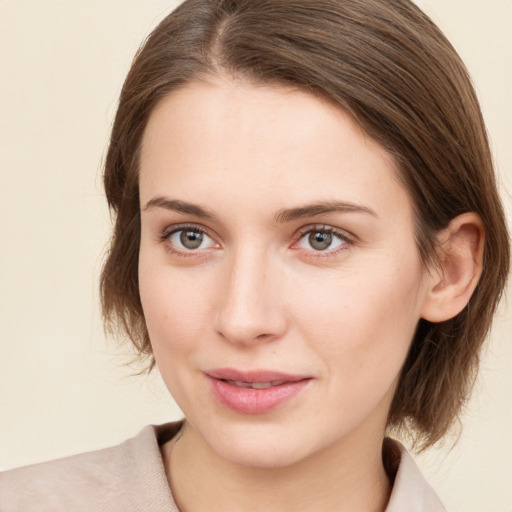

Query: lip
[206,368,312,415]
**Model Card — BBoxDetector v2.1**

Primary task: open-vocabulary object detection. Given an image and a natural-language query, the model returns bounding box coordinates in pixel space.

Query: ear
[421,213,485,323]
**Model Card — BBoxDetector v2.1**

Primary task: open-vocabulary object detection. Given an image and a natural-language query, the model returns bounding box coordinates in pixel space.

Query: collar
[383,437,446,511]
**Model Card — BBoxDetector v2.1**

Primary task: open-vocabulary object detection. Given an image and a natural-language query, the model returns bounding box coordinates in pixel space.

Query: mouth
[206,368,309,383]
[205,368,312,414]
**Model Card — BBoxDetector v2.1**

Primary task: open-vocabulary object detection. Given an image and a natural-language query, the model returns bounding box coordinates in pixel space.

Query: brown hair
[101,0,510,449]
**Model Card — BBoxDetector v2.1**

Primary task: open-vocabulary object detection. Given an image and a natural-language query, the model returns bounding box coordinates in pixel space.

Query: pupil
[309,232,331,250]
[180,230,203,249]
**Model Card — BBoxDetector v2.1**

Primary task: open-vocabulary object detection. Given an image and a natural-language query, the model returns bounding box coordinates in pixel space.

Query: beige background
[0,1,510,510]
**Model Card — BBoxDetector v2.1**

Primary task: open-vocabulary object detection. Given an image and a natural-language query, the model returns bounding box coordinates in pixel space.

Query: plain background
[0,1,511,510]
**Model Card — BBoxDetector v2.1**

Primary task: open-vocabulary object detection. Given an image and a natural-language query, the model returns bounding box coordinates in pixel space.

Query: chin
[196,418,319,469]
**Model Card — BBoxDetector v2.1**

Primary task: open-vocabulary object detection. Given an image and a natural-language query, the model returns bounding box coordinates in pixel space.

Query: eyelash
[159,223,353,257]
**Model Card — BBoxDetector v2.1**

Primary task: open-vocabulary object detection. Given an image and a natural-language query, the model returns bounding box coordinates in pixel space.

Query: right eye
[163,225,217,253]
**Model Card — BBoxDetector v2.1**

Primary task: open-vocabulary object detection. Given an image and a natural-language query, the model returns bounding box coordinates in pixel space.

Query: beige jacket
[0,422,445,511]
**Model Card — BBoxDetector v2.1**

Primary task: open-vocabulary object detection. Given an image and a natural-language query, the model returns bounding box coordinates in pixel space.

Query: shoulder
[384,438,448,512]
[0,422,182,512]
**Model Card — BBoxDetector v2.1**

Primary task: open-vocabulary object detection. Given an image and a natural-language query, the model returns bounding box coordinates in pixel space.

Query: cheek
[292,257,425,381]
[138,260,213,355]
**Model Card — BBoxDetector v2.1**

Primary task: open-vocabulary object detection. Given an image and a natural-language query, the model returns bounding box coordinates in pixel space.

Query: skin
[137,77,438,512]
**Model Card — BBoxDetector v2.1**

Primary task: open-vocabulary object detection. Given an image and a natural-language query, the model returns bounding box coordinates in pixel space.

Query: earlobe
[421,213,485,323]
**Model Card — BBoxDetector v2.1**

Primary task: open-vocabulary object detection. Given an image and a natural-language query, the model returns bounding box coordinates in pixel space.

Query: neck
[164,422,391,512]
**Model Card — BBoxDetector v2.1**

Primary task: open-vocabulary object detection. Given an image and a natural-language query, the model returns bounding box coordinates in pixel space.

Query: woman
[1,0,509,510]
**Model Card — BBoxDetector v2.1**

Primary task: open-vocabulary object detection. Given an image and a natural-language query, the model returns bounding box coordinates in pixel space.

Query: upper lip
[206,368,310,383]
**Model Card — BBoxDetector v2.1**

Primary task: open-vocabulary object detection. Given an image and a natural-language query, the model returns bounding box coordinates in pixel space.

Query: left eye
[169,228,215,250]
[298,230,346,251]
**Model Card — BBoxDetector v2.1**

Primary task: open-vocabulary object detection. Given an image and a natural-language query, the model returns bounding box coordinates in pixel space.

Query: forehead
[139,79,411,222]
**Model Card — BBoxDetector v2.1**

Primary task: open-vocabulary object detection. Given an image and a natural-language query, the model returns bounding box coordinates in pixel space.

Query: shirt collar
[384,438,446,512]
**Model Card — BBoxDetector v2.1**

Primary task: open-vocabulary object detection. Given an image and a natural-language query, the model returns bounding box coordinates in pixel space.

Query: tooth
[227,380,286,389]
[232,381,252,388]
[251,382,272,389]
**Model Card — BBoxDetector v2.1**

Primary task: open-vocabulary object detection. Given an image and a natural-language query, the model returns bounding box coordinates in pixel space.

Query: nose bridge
[215,243,286,344]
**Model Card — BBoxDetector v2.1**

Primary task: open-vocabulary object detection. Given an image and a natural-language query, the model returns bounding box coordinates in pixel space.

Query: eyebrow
[143,196,377,222]
[143,197,215,219]
[274,201,377,223]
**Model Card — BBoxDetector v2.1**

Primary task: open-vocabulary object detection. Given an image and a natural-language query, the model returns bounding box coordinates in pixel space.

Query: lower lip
[207,377,311,414]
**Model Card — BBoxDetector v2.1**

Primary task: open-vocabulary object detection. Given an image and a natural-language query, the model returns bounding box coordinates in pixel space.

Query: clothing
[0,421,445,512]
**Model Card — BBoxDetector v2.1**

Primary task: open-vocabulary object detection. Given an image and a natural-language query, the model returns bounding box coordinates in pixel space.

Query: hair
[101,0,510,450]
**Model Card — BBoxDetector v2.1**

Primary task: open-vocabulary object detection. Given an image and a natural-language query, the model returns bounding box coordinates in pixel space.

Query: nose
[214,247,288,345]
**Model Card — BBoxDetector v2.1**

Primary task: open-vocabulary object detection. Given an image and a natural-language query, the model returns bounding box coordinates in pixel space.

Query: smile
[206,369,312,414]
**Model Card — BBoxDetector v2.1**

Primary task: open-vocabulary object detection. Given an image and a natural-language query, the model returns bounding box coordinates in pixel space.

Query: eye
[164,226,217,252]
[297,227,348,252]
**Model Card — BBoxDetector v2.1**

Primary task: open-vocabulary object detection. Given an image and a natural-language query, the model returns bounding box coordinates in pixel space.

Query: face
[138,78,431,468]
